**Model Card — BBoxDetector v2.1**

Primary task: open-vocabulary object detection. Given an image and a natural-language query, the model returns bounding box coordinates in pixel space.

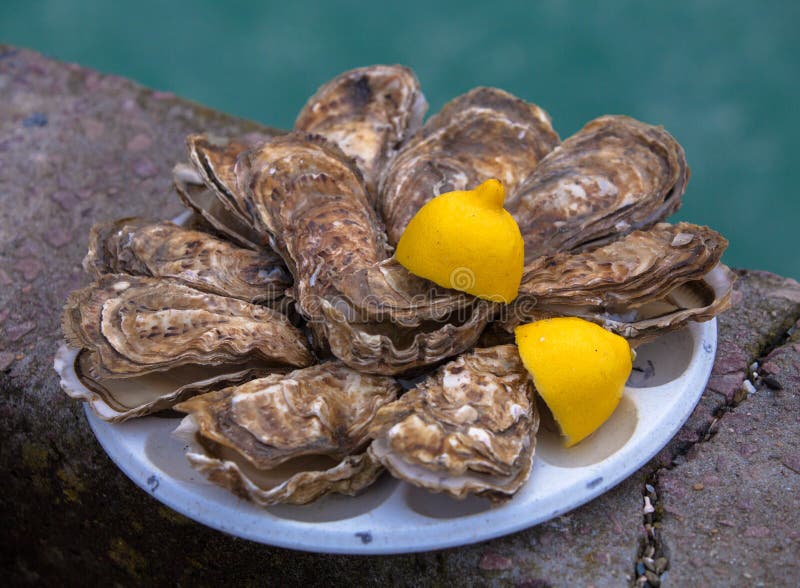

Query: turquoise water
[3,1,798,277]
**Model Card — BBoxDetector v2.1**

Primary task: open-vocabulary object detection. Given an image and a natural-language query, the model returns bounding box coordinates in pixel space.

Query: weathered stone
[4,321,35,342]
[44,227,73,248]
[781,454,800,474]
[658,311,800,586]
[0,351,15,371]
[126,133,152,152]
[50,189,80,210]
[1,45,798,587]
[652,271,800,470]
[13,258,43,281]
[132,157,157,178]
[479,551,513,571]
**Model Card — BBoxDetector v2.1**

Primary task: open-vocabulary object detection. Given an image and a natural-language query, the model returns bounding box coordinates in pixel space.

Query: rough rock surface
[1,46,798,586]
[655,276,800,587]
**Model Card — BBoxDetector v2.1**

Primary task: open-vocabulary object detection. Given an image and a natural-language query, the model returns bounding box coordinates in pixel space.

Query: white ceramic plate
[71,319,716,554]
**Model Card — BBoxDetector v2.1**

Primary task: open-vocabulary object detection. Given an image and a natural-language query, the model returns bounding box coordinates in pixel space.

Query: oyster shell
[185,134,268,235]
[54,344,272,422]
[83,218,290,303]
[316,296,494,375]
[368,345,538,502]
[500,223,734,342]
[173,362,400,505]
[507,115,689,262]
[61,274,312,380]
[295,65,427,203]
[516,222,728,309]
[380,87,559,244]
[240,132,388,293]
[593,263,735,342]
[173,162,265,250]
[237,131,492,374]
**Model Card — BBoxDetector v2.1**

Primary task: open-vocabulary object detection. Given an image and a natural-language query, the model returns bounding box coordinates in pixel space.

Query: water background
[3,0,797,277]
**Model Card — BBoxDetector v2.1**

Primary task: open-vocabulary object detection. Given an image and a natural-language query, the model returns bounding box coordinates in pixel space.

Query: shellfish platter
[55,65,732,553]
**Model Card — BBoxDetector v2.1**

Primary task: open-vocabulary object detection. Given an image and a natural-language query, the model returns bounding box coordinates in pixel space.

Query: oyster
[368,345,538,502]
[315,295,493,375]
[185,134,267,235]
[83,218,290,303]
[173,162,266,250]
[237,131,492,374]
[62,274,312,380]
[516,223,727,309]
[173,362,400,505]
[54,344,272,422]
[295,65,427,203]
[174,131,285,251]
[598,263,735,342]
[501,223,734,342]
[240,133,388,293]
[380,87,559,244]
[507,115,689,262]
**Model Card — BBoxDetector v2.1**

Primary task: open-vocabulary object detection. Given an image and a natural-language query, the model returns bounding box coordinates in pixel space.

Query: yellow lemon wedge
[395,179,524,303]
[514,317,634,447]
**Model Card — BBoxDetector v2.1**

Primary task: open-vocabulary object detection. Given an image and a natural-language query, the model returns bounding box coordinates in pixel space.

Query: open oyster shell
[295,65,427,203]
[508,115,689,262]
[83,218,290,304]
[236,131,492,374]
[173,362,400,506]
[62,274,312,380]
[368,345,538,503]
[380,87,560,245]
[54,345,273,422]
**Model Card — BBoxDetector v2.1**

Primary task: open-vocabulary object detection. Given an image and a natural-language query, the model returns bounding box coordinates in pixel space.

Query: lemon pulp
[515,317,634,447]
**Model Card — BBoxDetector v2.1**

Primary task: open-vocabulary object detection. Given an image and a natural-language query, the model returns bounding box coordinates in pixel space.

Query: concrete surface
[1,46,798,587]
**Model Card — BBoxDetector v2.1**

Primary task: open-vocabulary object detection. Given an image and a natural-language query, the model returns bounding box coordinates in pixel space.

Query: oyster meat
[296,65,427,203]
[174,362,400,505]
[62,274,312,380]
[368,345,538,502]
[83,218,290,304]
[380,87,560,245]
